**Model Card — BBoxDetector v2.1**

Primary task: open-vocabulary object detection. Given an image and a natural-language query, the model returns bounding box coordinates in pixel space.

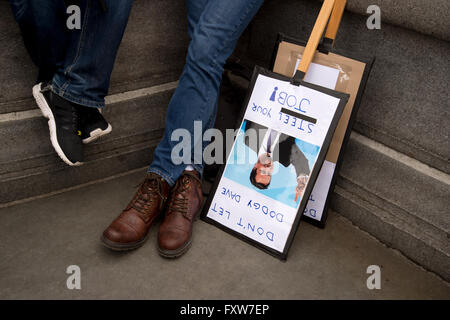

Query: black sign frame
[201,65,349,260]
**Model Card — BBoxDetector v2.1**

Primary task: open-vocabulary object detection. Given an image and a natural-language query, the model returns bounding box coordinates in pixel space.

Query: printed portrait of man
[243,121,311,202]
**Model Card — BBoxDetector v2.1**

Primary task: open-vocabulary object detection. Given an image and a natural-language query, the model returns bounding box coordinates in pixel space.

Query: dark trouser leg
[148,0,264,186]
[52,0,134,108]
[8,0,68,83]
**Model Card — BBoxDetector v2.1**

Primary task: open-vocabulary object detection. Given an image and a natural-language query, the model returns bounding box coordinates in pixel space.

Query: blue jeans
[148,0,264,186]
[9,0,133,108]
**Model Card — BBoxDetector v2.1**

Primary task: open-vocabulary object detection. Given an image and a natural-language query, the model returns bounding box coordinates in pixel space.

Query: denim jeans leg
[8,0,68,83]
[148,0,264,186]
[52,0,133,108]
[185,0,208,39]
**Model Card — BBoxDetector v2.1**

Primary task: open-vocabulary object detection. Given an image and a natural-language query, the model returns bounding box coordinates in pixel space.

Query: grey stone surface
[0,89,173,204]
[331,186,450,282]
[0,0,188,114]
[0,142,158,206]
[237,0,450,173]
[0,1,36,114]
[0,170,449,299]
[339,134,449,237]
[337,0,450,41]
[330,134,450,281]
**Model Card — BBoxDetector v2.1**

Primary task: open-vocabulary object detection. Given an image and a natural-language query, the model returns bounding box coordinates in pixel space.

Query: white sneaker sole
[32,83,83,167]
[82,123,112,144]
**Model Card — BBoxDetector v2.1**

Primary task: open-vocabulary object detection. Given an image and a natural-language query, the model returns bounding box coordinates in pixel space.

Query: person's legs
[102,0,264,255]
[156,0,264,258]
[52,0,133,108]
[26,0,133,165]
[148,0,264,186]
[8,0,68,83]
[10,0,133,108]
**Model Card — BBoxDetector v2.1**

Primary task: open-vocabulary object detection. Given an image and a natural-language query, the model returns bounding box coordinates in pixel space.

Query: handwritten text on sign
[209,177,297,251]
[244,74,340,147]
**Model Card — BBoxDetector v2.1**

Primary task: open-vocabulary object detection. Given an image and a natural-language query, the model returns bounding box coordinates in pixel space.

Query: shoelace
[167,172,201,220]
[130,176,165,214]
[167,179,189,218]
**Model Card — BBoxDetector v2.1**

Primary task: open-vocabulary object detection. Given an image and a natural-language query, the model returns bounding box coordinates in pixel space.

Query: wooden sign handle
[296,0,335,77]
[324,0,346,44]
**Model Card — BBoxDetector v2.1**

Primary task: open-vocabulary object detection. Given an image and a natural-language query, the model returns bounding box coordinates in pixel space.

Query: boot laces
[167,172,200,219]
[130,175,165,214]
[167,176,191,218]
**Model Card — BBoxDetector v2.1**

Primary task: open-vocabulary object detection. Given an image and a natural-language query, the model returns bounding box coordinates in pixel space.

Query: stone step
[331,132,450,281]
[0,82,176,205]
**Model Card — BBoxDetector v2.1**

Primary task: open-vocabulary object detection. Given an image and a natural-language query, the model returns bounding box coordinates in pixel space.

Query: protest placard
[202,0,350,258]
[271,7,374,227]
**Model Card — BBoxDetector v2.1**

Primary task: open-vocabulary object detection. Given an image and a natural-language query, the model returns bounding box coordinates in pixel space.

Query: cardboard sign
[271,34,374,227]
[201,67,349,259]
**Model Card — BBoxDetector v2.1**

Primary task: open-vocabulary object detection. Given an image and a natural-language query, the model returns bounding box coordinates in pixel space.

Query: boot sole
[32,83,83,167]
[157,238,192,259]
[82,123,112,144]
[100,233,149,252]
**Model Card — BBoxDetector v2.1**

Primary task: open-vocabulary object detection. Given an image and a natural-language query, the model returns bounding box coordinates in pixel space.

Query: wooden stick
[324,0,346,43]
[297,0,335,74]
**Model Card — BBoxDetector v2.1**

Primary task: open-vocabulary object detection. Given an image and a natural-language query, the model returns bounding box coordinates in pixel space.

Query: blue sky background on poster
[224,120,320,209]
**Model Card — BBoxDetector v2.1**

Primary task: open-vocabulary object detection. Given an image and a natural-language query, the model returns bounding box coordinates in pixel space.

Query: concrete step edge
[0,81,177,178]
[0,165,149,210]
[0,129,164,180]
[336,175,449,255]
[353,122,450,174]
[331,185,450,281]
[349,132,449,186]
[0,140,159,206]
[0,80,178,122]
[342,134,449,232]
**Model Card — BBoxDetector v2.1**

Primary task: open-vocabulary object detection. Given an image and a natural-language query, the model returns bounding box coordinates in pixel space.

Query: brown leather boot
[101,172,170,251]
[158,170,203,258]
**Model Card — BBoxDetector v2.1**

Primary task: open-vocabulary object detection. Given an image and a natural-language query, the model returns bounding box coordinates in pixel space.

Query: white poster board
[202,67,348,258]
[293,58,340,222]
